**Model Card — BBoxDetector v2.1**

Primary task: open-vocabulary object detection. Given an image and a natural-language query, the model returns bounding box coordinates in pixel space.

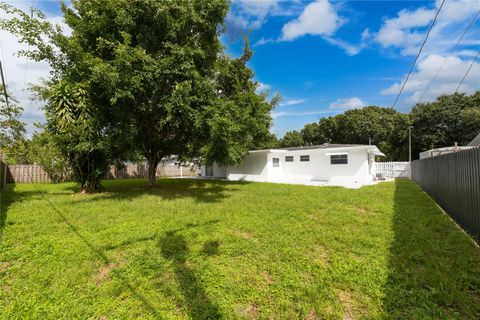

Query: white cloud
[281,0,345,41]
[272,110,339,119]
[381,54,480,103]
[279,99,306,107]
[375,0,480,105]
[273,0,364,55]
[375,0,480,56]
[253,37,275,46]
[256,81,272,92]
[323,36,363,56]
[303,81,314,90]
[226,0,298,33]
[329,97,367,109]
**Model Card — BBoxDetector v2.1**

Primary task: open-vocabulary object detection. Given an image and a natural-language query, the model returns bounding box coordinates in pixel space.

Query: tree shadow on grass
[78,178,249,204]
[28,183,165,319]
[383,179,480,319]
[160,230,222,319]
[0,183,61,241]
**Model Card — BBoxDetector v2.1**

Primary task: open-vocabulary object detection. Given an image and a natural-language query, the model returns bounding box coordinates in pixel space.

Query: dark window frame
[330,154,348,165]
[272,158,280,167]
[285,156,294,162]
[300,155,310,162]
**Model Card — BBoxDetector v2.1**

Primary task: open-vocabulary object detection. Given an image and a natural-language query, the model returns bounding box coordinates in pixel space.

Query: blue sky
[2,0,480,136]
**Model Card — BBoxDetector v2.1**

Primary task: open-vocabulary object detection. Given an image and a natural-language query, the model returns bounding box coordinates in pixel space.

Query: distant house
[201,144,385,188]
[468,132,480,146]
[419,132,480,159]
[419,145,475,159]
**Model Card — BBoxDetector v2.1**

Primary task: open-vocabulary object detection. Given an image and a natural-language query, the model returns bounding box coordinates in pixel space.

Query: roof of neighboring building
[468,132,480,146]
[276,144,371,151]
[250,144,385,156]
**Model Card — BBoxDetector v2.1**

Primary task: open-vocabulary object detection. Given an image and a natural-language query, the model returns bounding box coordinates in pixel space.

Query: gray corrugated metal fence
[411,147,480,244]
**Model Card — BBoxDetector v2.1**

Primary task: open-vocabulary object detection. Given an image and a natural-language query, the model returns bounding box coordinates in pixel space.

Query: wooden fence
[411,147,480,244]
[375,161,410,178]
[6,163,199,184]
[7,164,52,183]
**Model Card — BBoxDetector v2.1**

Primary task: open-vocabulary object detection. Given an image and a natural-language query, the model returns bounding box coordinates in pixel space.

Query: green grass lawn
[1,179,479,319]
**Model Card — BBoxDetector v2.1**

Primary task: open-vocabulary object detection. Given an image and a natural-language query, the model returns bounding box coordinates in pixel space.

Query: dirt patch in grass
[262,271,273,285]
[311,244,329,266]
[349,205,376,215]
[232,229,256,241]
[0,261,11,273]
[240,303,260,319]
[305,309,318,319]
[95,262,118,286]
[338,289,354,320]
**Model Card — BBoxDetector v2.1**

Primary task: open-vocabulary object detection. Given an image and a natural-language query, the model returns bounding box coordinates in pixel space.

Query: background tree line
[275,91,480,161]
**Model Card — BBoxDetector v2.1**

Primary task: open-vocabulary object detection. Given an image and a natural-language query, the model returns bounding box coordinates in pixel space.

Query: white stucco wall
[226,152,269,181]
[271,148,371,183]
[201,146,377,185]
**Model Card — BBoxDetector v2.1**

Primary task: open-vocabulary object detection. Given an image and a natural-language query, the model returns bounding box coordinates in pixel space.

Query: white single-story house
[201,144,385,188]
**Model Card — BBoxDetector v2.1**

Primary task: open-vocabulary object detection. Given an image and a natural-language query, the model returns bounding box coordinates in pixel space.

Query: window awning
[326,152,348,156]
[369,150,386,156]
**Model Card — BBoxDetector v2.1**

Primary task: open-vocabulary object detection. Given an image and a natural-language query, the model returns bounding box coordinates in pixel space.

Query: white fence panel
[375,162,410,178]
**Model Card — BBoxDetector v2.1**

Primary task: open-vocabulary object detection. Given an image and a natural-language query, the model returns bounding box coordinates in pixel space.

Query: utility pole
[0,60,9,109]
[408,126,413,163]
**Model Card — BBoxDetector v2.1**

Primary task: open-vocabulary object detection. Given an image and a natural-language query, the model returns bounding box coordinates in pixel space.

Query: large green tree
[279,130,303,148]
[410,91,480,159]
[1,0,276,189]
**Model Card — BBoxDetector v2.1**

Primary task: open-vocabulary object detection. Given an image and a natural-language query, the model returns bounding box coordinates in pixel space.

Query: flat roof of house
[250,144,385,156]
[276,144,371,151]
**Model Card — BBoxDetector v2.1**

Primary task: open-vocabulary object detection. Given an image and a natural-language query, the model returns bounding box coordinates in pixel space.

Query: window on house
[285,156,294,162]
[272,158,280,167]
[331,154,348,164]
[300,155,310,162]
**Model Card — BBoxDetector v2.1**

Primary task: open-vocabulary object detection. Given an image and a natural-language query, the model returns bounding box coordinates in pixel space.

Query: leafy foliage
[1,0,276,189]
[289,106,409,160]
[0,85,27,162]
[41,80,109,192]
[279,130,303,148]
[410,92,480,159]
[28,125,69,182]
[201,41,278,164]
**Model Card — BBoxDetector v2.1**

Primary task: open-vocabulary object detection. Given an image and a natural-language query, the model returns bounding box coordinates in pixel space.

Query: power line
[455,49,480,93]
[417,8,480,102]
[392,0,446,108]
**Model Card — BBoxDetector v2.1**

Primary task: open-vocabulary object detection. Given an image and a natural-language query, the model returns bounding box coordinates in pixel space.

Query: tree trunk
[147,159,159,187]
